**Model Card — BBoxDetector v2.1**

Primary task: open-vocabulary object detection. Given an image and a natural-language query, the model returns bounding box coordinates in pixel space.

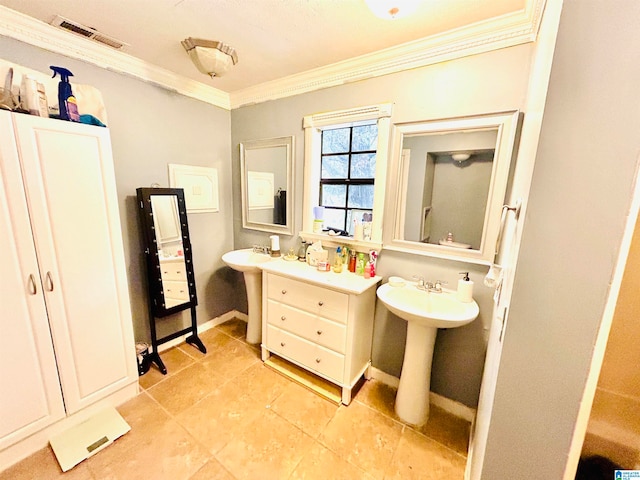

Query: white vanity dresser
[260,259,380,404]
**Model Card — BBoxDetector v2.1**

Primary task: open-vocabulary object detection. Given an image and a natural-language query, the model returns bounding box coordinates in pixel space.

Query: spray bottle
[50,66,79,122]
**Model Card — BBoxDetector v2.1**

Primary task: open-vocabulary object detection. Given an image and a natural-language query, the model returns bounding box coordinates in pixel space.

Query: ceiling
[0,0,528,95]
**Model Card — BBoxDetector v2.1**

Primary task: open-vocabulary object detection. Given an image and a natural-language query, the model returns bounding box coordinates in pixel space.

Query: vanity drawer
[162,280,189,300]
[266,274,349,324]
[160,260,187,281]
[267,300,347,354]
[266,325,344,383]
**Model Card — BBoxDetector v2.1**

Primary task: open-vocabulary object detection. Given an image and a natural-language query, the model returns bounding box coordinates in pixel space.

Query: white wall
[231,43,534,407]
[0,37,237,344]
[481,1,640,477]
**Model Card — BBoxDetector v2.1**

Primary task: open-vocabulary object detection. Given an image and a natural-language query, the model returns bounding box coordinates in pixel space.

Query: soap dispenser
[457,272,474,303]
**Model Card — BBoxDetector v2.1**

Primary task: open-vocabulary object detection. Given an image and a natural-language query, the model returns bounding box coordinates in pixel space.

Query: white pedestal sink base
[395,322,438,427]
[243,271,262,345]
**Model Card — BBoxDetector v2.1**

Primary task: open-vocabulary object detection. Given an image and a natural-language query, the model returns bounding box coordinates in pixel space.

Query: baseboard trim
[368,367,476,422]
[156,310,247,353]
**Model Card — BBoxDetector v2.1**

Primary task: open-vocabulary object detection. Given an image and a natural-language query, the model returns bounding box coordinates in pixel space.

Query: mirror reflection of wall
[245,145,287,225]
[402,129,497,249]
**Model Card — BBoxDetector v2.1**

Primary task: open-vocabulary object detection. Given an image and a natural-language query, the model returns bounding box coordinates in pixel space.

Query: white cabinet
[0,112,137,457]
[261,262,379,404]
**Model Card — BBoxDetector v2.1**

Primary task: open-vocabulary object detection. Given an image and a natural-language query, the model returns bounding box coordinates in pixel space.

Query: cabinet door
[12,114,137,414]
[0,112,65,449]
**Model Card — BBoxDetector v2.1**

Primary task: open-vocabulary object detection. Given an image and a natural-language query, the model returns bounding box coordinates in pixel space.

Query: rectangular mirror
[383,111,521,264]
[240,136,294,235]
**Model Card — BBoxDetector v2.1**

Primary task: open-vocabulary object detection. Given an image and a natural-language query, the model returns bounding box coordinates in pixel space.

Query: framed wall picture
[168,164,219,213]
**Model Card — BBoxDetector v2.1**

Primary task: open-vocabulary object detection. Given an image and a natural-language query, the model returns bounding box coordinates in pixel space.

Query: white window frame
[301,103,392,250]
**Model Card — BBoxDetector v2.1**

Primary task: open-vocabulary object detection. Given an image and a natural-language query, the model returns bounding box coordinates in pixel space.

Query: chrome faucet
[413,275,446,293]
[252,244,270,254]
[412,275,426,289]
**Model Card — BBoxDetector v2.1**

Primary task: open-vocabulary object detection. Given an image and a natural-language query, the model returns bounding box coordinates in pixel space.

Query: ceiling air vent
[50,15,128,50]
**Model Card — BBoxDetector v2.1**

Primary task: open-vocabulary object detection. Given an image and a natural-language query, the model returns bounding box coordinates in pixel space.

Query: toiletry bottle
[348,251,356,272]
[297,240,307,261]
[363,261,372,279]
[457,272,474,303]
[356,253,365,275]
[50,66,80,122]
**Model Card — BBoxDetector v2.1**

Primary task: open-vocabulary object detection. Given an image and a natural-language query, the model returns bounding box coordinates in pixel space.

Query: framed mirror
[383,111,521,264]
[137,187,205,373]
[240,136,294,235]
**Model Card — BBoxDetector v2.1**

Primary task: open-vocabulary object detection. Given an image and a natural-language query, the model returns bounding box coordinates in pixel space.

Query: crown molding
[0,0,545,111]
[230,0,546,108]
[0,6,231,110]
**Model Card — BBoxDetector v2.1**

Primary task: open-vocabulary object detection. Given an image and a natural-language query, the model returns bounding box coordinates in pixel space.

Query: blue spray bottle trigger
[49,66,78,121]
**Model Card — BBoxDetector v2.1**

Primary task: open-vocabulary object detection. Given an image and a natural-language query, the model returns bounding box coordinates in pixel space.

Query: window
[320,123,377,234]
[302,104,392,247]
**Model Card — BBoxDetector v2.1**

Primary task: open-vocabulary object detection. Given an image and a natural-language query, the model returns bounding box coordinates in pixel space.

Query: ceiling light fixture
[181,38,238,78]
[452,153,472,163]
[364,0,421,20]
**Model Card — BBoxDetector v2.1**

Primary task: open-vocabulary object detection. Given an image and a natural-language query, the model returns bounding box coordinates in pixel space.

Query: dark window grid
[320,128,376,232]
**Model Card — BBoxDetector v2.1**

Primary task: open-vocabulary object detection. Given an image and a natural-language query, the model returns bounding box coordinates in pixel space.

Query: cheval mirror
[137,187,206,374]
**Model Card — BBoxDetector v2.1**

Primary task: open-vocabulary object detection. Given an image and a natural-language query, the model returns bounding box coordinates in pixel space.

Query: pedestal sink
[376,282,479,426]
[222,249,273,344]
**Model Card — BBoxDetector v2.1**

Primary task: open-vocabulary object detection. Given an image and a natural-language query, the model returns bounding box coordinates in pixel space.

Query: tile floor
[1,319,470,480]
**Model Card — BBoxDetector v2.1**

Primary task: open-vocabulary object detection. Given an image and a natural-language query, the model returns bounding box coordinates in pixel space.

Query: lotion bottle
[457,272,474,303]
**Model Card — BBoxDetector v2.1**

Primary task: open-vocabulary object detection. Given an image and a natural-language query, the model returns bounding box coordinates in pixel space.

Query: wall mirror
[240,136,294,235]
[383,111,521,264]
[137,187,205,374]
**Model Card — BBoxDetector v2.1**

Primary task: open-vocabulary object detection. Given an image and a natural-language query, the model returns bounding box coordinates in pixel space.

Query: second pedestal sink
[377,282,479,426]
[222,249,273,344]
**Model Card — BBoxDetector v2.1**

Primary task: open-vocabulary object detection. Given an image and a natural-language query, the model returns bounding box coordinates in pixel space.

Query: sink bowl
[376,281,479,426]
[221,248,272,272]
[222,249,274,344]
[376,283,479,328]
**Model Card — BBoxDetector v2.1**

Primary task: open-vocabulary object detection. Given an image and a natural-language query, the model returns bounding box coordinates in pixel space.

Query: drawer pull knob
[317,330,323,335]
[315,358,321,363]
[318,301,324,306]
[281,289,287,294]
[281,315,286,321]
[280,342,286,347]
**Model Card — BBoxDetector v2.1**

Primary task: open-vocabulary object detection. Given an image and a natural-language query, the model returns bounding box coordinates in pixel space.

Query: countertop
[260,258,381,295]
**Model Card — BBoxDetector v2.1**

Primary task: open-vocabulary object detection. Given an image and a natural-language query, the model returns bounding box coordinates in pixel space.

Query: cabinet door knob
[318,301,324,306]
[317,330,323,335]
[315,358,321,363]
[280,342,286,347]
[281,289,287,294]
[280,315,286,321]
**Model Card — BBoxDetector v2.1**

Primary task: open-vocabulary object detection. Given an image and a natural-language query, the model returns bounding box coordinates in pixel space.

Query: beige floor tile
[215,318,248,340]
[290,442,375,480]
[271,381,339,438]
[216,409,314,480]
[199,338,261,379]
[139,346,197,389]
[188,458,236,480]
[189,328,237,359]
[231,362,290,405]
[176,379,267,454]
[86,416,209,480]
[356,379,398,419]
[319,402,403,480]
[0,447,93,480]
[384,428,466,480]
[146,362,225,415]
[415,405,470,456]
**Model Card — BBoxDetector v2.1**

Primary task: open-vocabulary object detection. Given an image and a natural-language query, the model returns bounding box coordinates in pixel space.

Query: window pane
[352,124,377,152]
[321,184,346,207]
[322,128,350,154]
[323,209,346,231]
[321,155,348,179]
[350,153,376,179]
[348,185,374,209]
